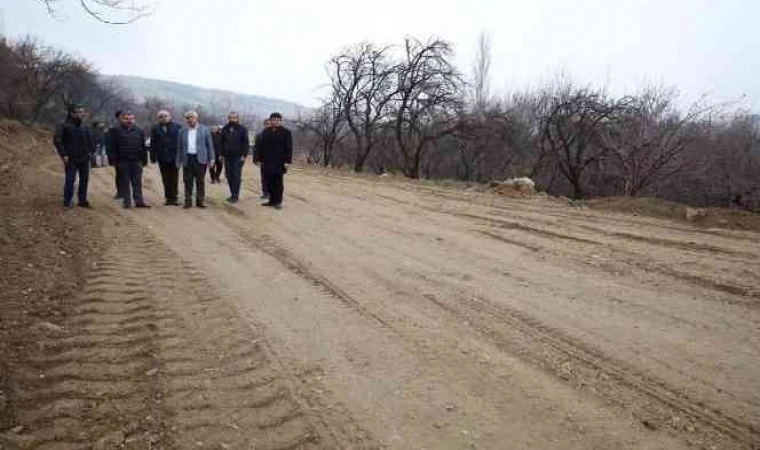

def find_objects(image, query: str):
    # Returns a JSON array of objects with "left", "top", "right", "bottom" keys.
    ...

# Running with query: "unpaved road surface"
[{"left": 2, "top": 137, "right": 759, "bottom": 449}]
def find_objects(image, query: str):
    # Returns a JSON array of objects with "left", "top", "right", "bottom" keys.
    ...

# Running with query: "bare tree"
[
  {"left": 600, "top": 86, "right": 716, "bottom": 196},
  {"left": 540, "top": 82, "right": 627, "bottom": 199},
  {"left": 393, "top": 37, "right": 464, "bottom": 178},
  {"left": 299, "top": 92, "right": 347, "bottom": 167},
  {"left": 36, "top": 0, "right": 154, "bottom": 24},
  {"left": 330, "top": 42, "right": 397, "bottom": 172},
  {"left": 472, "top": 31, "right": 492, "bottom": 114}
]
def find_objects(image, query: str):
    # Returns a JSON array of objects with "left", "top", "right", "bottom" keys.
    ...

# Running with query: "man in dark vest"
[
  {"left": 257, "top": 113, "right": 292, "bottom": 210},
  {"left": 221, "top": 112, "right": 250, "bottom": 203},
  {"left": 54, "top": 104, "right": 95, "bottom": 208},
  {"left": 109, "top": 111, "right": 151, "bottom": 209},
  {"left": 253, "top": 118, "right": 271, "bottom": 199},
  {"left": 150, "top": 110, "right": 182, "bottom": 205}
]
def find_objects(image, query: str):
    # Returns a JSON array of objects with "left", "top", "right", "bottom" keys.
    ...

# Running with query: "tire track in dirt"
[
  {"left": 389, "top": 183, "right": 760, "bottom": 243},
  {"left": 3, "top": 207, "right": 377, "bottom": 450},
  {"left": 376, "top": 269, "right": 760, "bottom": 450},
  {"left": 3, "top": 235, "right": 169, "bottom": 450},
  {"left": 216, "top": 199, "right": 757, "bottom": 450},
  {"left": 217, "top": 203, "right": 391, "bottom": 329},
  {"left": 373, "top": 192, "right": 760, "bottom": 302}
]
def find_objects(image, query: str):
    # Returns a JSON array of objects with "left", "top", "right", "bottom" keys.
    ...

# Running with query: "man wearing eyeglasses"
[
  {"left": 150, "top": 110, "right": 182, "bottom": 206},
  {"left": 176, "top": 110, "right": 215, "bottom": 209}
]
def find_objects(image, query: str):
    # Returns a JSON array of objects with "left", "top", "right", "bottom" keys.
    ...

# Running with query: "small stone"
[
  {"left": 11, "top": 425, "right": 24, "bottom": 434},
  {"left": 444, "top": 402, "right": 457, "bottom": 412},
  {"left": 145, "top": 368, "right": 158, "bottom": 377},
  {"left": 642, "top": 419, "right": 658, "bottom": 430}
]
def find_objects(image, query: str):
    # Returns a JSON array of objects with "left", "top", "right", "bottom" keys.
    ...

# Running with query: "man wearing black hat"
[
  {"left": 256, "top": 112, "right": 292, "bottom": 209},
  {"left": 54, "top": 104, "right": 96, "bottom": 208}
]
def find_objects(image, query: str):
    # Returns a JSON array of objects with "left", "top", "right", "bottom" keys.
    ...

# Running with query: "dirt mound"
[{"left": 587, "top": 196, "right": 760, "bottom": 232}]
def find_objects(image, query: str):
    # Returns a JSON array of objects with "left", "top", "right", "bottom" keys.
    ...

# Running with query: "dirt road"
[{"left": 3, "top": 141, "right": 759, "bottom": 449}]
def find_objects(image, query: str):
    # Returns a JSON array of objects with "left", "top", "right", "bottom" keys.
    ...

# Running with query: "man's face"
[
  {"left": 158, "top": 112, "right": 171, "bottom": 124},
  {"left": 72, "top": 108, "right": 86, "bottom": 121},
  {"left": 264, "top": 119, "right": 271, "bottom": 128},
  {"left": 124, "top": 114, "right": 136, "bottom": 127},
  {"left": 228, "top": 114, "right": 239, "bottom": 125},
  {"left": 186, "top": 116, "right": 198, "bottom": 127},
  {"left": 271, "top": 118, "right": 283, "bottom": 128}
]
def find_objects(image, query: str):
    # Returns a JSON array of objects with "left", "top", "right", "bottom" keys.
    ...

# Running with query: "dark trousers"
[
  {"left": 210, "top": 158, "right": 223, "bottom": 182},
  {"left": 114, "top": 164, "right": 126, "bottom": 198},
  {"left": 183, "top": 155, "right": 207, "bottom": 203},
  {"left": 265, "top": 171, "right": 284, "bottom": 205},
  {"left": 118, "top": 161, "right": 144, "bottom": 206},
  {"left": 158, "top": 162, "right": 179, "bottom": 201},
  {"left": 260, "top": 164, "right": 269, "bottom": 197},
  {"left": 63, "top": 159, "right": 89, "bottom": 206},
  {"left": 226, "top": 156, "right": 244, "bottom": 199}
]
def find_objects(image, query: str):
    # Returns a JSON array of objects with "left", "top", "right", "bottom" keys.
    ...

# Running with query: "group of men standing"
[{"left": 54, "top": 105, "right": 293, "bottom": 210}]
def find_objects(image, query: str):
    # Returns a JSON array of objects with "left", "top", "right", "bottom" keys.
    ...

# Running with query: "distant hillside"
[{"left": 103, "top": 75, "right": 307, "bottom": 119}]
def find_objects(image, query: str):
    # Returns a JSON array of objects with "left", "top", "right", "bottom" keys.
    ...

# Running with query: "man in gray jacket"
[{"left": 176, "top": 110, "right": 215, "bottom": 208}]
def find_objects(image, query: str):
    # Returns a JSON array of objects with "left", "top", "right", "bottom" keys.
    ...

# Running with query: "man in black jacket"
[
  {"left": 109, "top": 111, "right": 151, "bottom": 209},
  {"left": 221, "top": 112, "right": 250, "bottom": 203},
  {"left": 107, "top": 110, "right": 126, "bottom": 199},
  {"left": 54, "top": 104, "right": 95, "bottom": 208},
  {"left": 253, "top": 118, "right": 271, "bottom": 199},
  {"left": 150, "top": 110, "right": 182, "bottom": 205},
  {"left": 257, "top": 113, "right": 292, "bottom": 209}
]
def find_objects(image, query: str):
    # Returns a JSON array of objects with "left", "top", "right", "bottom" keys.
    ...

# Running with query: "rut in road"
[{"left": 4, "top": 214, "right": 376, "bottom": 450}]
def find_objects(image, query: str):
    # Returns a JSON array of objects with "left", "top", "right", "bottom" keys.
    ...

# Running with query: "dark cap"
[
  {"left": 114, "top": 110, "right": 122, "bottom": 119},
  {"left": 269, "top": 112, "right": 283, "bottom": 120},
  {"left": 67, "top": 103, "right": 83, "bottom": 114}
]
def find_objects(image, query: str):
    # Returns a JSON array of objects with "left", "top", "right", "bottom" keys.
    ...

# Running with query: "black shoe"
[
  {"left": 196, "top": 201, "right": 206, "bottom": 209},
  {"left": 226, "top": 196, "right": 234, "bottom": 202},
  {"left": 113, "top": 194, "right": 123, "bottom": 200},
  {"left": 183, "top": 202, "right": 192, "bottom": 209},
  {"left": 135, "top": 203, "right": 151, "bottom": 209},
  {"left": 78, "top": 201, "right": 92, "bottom": 208},
  {"left": 123, "top": 203, "right": 132, "bottom": 209},
  {"left": 261, "top": 202, "right": 274, "bottom": 207},
  {"left": 273, "top": 204, "right": 283, "bottom": 210},
  {"left": 260, "top": 194, "right": 270, "bottom": 200},
  {"left": 63, "top": 202, "right": 73, "bottom": 209}
]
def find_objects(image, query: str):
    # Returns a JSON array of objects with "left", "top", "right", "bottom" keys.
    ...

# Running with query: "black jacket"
[
  {"left": 258, "top": 126, "right": 293, "bottom": 175},
  {"left": 212, "top": 131, "right": 223, "bottom": 162},
  {"left": 221, "top": 123, "right": 250, "bottom": 159},
  {"left": 150, "top": 121, "right": 181, "bottom": 165},
  {"left": 253, "top": 131, "right": 263, "bottom": 163},
  {"left": 53, "top": 117, "right": 95, "bottom": 162},
  {"left": 109, "top": 124, "right": 148, "bottom": 164}
]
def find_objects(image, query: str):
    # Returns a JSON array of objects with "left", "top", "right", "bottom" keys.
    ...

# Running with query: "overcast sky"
[{"left": 3, "top": 0, "right": 759, "bottom": 109}]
